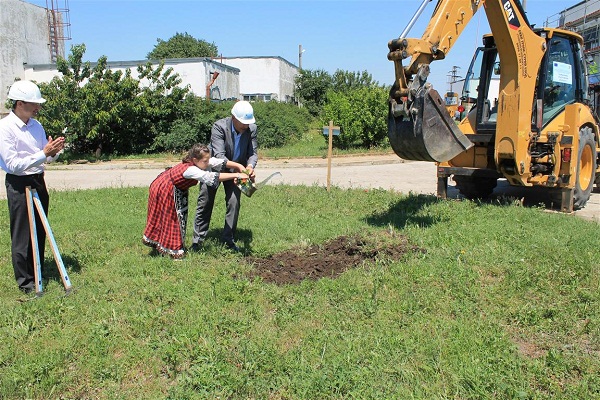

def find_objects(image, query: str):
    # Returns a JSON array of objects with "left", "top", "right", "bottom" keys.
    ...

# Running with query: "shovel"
[{"left": 238, "top": 171, "right": 282, "bottom": 197}]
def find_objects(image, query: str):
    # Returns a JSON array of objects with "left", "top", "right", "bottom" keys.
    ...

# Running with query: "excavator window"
[
  {"left": 462, "top": 46, "right": 500, "bottom": 128},
  {"left": 541, "top": 36, "right": 578, "bottom": 125}
]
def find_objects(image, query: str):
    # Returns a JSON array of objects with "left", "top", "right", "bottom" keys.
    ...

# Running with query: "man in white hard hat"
[
  {"left": 0, "top": 80, "right": 65, "bottom": 294},
  {"left": 192, "top": 100, "right": 258, "bottom": 252}
]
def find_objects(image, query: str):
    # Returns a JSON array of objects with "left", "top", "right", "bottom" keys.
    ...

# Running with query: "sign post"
[{"left": 322, "top": 121, "right": 340, "bottom": 192}]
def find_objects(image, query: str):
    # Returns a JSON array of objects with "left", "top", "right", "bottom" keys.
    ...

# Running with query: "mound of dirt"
[{"left": 246, "top": 232, "right": 424, "bottom": 285}]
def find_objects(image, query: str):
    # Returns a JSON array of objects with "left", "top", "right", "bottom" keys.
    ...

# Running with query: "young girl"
[{"left": 142, "top": 144, "right": 248, "bottom": 259}]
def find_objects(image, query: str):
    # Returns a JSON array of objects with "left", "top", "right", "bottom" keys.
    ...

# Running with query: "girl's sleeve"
[
  {"left": 182, "top": 165, "right": 220, "bottom": 187},
  {"left": 209, "top": 157, "right": 227, "bottom": 171}
]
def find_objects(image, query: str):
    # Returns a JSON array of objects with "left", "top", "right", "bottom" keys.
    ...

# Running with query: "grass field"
[{"left": 0, "top": 183, "right": 599, "bottom": 399}]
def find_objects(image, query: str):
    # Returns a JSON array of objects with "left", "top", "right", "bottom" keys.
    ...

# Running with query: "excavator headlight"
[{"left": 561, "top": 148, "right": 572, "bottom": 163}]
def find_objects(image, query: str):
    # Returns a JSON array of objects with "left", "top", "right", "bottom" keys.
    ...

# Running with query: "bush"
[
  {"left": 152, "top": 96, "right": 230, "bottom": 152},
  {"left": 156, "top": 99, "right": 313, "bottom": 152},
  {"left": 252, "top": 101, "right": 312, "bottom": 148},
  {"left": 322, "top": 86, "right": 388, "bottom": 148}
]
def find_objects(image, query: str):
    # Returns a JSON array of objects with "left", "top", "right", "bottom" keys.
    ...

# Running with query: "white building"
[
  {"left": 23, "top": 58, "right": 242, "bottom": 102},
  {"left": 1, "top": 0, "right": 299, "bottom": 115},
  {"left": 218, "top": 56, "right": 299, "bottom": 103},
  {"left": 19, "top": 56, "right": 299, "bottom": 107}
]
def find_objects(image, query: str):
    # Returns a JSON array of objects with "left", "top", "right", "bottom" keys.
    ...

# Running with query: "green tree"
[
  {"left": 147, "top": 32, "right": 218, "bottom": 59},
  {"left": 332, "top": 69, "right": 379, "bottom": 92},
  {"left": 322, "top": 86, "right": 388, "bottom": 148},
  {"left": 38, "top": 44, "right": 189, "bottom": 156},
  {"left": 294, "top": 69, "right": 332, "bottom": 117}
]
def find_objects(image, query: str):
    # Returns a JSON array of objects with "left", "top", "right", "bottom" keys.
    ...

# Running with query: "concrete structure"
[
  {"left": 0, "top": 0, "right": 60, "bottom": 114},
  {"left": 24, "top": 58, "right": 242, "bottom": 102},
  {"left": 218, "top": 56, "right": 299, "bottom": 103}
]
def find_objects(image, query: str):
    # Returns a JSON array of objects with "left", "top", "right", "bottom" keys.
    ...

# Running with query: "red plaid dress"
[{"left": 143, "top": 162, "right": 219, "bottom": 258}]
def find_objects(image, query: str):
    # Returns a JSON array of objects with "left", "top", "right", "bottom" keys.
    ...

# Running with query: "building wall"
[
  {"left": 220, "top": 56, "right": 299, "bottom": 102},
  {"left": 22, "top": 56, "right": 297, "bottom": 105},
  {"left": 23, "top": 58, "right": 241, "bottom": 101},
  {"left": 1, "top": 0, "right": 54, "bottom": 114}
]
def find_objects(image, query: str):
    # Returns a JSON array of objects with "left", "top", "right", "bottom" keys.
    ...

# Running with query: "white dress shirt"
[
  {"left": 182, "top": 157, "right": 227, "bottom": 187},
  {"left": 0, "top": 111, "right": 57, "bottom": 175}
]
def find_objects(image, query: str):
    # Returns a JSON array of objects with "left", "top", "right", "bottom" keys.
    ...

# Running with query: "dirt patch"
[{"left": 246, "top": 232, "right": 425, "bottom": 285}]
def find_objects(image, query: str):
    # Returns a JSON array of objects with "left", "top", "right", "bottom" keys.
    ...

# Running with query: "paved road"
[{"left": 0, "top": 154, "right": 598, "bottom": 222}]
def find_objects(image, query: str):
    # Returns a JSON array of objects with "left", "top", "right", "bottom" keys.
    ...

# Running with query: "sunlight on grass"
[{"left": 0, "top": 187, "right": 599, "bottom": 398}]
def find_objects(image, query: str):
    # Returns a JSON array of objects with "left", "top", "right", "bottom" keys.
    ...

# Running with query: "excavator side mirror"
[{"left": 493, "top": 62, "right": 501, "bottom": 75}]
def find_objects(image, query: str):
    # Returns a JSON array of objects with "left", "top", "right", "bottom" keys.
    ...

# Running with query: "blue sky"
[{"left": 28, "top": 0, "right": 573, "bottom": 92}]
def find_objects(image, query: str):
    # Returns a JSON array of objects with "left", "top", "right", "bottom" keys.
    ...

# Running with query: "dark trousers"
[
  {"left": 5, "top": 173, "right": 49, "bottom": 291},
  {"left": 193, "top": 179, "right": 241, "bottom": 244}
]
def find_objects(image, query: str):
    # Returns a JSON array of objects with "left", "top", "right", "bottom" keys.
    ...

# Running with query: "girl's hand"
[
  {"left": 235, "top": 163, "right": 246, "bottom": 173},
  {"left": 236, "top": 173, "right": 250, "bottom": 183}
]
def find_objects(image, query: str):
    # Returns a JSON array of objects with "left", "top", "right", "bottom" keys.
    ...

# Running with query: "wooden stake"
[
  {"left": 25, "top": 187, "right": 43, "bottom": 295},
  {"left": 327, "top": 120, "right": 333, "bottom": 192}
]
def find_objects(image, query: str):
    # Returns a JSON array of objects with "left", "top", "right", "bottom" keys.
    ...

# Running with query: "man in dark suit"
[{"left": 192, "top": 101, "right": 258, "bottom": 252}]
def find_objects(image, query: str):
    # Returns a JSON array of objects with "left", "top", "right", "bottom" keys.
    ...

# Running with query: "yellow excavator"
[{"left": 387, "top": 0, "right": 600, "bottom": 212}]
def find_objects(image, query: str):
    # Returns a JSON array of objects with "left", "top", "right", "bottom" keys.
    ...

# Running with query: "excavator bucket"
[{"left": 388, "top": 85, "right": 473, "bottom": 162}]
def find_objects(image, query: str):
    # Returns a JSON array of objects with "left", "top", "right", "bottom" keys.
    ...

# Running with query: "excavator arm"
[
  {"left": 388, "top": 0, "right": 483, "bottom": 98},
  {"left": 387, "top": 0, "right": 545, "bottom": 164}
]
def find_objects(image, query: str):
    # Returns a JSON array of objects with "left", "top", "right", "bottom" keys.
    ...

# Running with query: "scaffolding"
[
  {"left": 545, "top": 0, "right": 600, "bottom": 58},
  {"left": 45, "top": 0, "right": 71, "bottom": 63}
]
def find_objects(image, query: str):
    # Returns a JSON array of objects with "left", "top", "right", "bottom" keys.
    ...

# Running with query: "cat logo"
[{"left": 503, "top": 0, "right": 521, "bottom": 29}]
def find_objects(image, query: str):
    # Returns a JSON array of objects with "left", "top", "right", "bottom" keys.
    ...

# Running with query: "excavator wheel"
[
  {"left": 572, "top": 126, "right": 597, "bottom": 209},
  {"left": 453, "top": 176, "right": 498, "bottom": 199}
]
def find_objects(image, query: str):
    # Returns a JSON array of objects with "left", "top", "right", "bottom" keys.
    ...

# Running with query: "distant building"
[
  {"left": 24, "top": 58, "right": 242, "bottom": 102},
  {"left": 1, "top": 1, "right": 299, "bottom": 115},
  {"left": 0, "top": 0, "right": 67, "bottom": 115},
  {"left": 217, "top": 56, "right": 299, "bottom": 103},
  {"left": 20, "top": 56, "right": 299, "bottom": 107}
]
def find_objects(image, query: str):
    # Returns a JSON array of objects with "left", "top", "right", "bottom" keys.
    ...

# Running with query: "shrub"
[
  {"left": 252, "top": 101, "right": 312, "bottom": 148},
  {"left": 322, "top": 86, "right": 388, "bottom": 148}
]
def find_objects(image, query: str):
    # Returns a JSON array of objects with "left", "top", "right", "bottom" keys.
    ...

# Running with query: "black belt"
[{"left": 6, "top": 172, "right": 44, "bottom": 178}]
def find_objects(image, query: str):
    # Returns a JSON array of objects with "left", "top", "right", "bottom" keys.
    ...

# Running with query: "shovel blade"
[{"left": 388, "top": 87, "right": 473, "bottom": 162}]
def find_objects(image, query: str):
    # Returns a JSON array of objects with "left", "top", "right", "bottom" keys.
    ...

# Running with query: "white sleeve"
[
  {"left": 209, "top": 157, "right": 227, "bottom": 171},
  {"left": 182, "top": 165, "right": 220, "bottom": 187}
]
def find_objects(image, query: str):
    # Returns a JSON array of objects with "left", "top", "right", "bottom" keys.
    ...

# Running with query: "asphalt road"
[{"left": 0, "top": 154, "right": 598, "bottom": 223}]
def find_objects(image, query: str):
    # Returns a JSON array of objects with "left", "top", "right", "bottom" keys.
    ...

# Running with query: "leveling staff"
[{"left": 0, "top": 80, "right": 65, "bottom": 294}]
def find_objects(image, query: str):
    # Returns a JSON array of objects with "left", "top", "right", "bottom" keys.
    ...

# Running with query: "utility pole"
[
  {"left": 299, "top": 44, "right": 305, "bottom": 70},
  {"left": 447, "top": 66, "right": 462, "bottom": 92}
]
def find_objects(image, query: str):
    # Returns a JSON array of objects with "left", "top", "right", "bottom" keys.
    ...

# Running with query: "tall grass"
[{"left": 0, "top": 185, "right": 598, "bottom": 399}]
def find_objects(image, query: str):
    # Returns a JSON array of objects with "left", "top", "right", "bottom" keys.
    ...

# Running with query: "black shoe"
[
  {"left": 190, "top": 242, "right": 203, "bottom": 252},
  {"left": 224, "top": 241, "right": 240, "bottom": 252},
  {"left": 19, "top": 285, "right": 34, "bottom": 294}
]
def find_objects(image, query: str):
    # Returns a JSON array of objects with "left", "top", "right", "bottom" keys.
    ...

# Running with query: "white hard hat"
[
  {"left": 231, "top": 101, "right": 255, "bottom": 124},
  {"left": 8, "top": 80, "right": 46, "bottom": 104}
]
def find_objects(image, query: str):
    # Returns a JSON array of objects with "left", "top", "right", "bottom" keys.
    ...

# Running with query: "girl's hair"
[{"left": 183, "top": 143, "right": 210, "bottom": 163}]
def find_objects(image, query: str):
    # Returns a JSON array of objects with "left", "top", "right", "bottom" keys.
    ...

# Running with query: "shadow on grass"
[
  {"left": 366, "top": 192, "right": 441, "bottom": 229},
  {"left": 194, "top": 228, "right": 254, "bottom": 255},
  {"left": 41, "top": 253, "right": 82, "bottom": 287}
]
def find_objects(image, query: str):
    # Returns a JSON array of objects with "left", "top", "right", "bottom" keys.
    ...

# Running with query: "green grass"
[
  {"left": 259, "top": 126, "right": 394, "bottom": 159},
  {"left": 0, "top": 185, "right": 599, "bottom": 399}
]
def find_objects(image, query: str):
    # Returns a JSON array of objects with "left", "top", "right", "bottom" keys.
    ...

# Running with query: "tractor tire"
[
  {"left": 573, "top": 126, "right": 597, "bottom": 209},
  {"left": 453, "top": 176, "right": 498, "bottom": 199}
]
